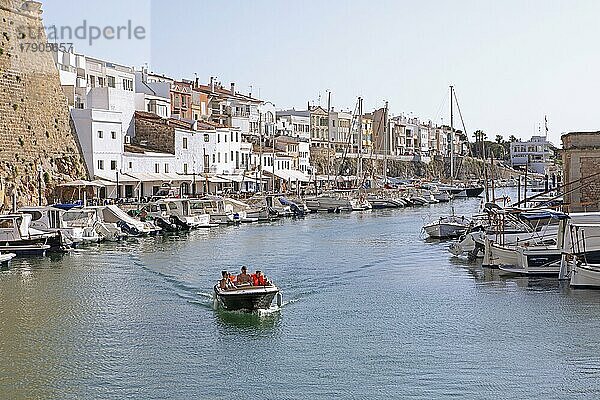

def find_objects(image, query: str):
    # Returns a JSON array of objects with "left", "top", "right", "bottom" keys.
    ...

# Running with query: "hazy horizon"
[{"left": 42, "top": 0, "right": 600, "bottom": 147}]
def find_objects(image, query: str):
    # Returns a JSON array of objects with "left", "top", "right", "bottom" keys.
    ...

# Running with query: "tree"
[
  {"left": 495, "top": 134, "right": 504, "bottom": 144},
  {"left": 471, "top": 130, "right": 487, "bottom": 159},
  {"left": 509, "top": 135, "right": 518, "bottom": 142}
]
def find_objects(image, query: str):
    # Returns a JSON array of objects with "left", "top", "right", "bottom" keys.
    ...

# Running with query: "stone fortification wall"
[{"left": 0, "top": 0, "right": 86, "bottom": 207}]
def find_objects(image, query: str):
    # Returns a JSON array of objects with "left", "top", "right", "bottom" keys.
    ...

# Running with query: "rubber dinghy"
[{"left": 214, "top": 284, "right": 281, "bottom": 311}]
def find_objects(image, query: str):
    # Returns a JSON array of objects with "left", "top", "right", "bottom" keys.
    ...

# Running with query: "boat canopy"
[{"left": 520, "top": 210, "right": 569, "bottom": 221}]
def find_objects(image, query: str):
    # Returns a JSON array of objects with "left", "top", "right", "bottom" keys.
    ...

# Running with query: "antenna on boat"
[{"left": 450, "top": 85, "right": 454, "bottom": 184}]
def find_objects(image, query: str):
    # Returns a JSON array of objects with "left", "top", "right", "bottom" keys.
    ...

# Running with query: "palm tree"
[
  {"left": 495, "top": 134, "right": 504, "bottom": 144},
  {"left": 472, "top": 130, "right": 487, "bottom": 158}
]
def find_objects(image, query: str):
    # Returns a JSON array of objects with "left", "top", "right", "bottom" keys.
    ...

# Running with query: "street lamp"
[{"left": 37, "top": 165, "right": 43, "bottom": 206}]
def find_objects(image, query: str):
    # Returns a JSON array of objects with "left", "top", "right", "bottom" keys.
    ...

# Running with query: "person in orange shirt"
[
  {"left": 252, "top": 270, "right": 267, "bottom": 286},
  {"left": 228, "top": 272, "right": 237, "bottom": 287}
]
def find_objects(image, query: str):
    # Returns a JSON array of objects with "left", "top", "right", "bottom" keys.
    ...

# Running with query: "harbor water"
[{"left": 2, "top": 195, "right": 600, "bottom": 399}]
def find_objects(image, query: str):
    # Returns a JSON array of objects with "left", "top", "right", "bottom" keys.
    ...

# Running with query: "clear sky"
[{"left": 42, "top": 0, "right": 600, "bottom": 146}]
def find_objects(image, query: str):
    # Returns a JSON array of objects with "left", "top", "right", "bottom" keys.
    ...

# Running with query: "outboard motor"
[
  {"left": 154, "top": 216, "right": 177, "bottom": 232},
  {"left": 279, "top": 197, "right": 305, "bottom": 217},
  {"left": 48, "top": 231, "right": 69, "bottom": 252},
  {"left": 169, "top": 215, "right": 191, "bottom": 231},
  {"left": 117, "top": 220, "right": 141, "bottom": 236}
]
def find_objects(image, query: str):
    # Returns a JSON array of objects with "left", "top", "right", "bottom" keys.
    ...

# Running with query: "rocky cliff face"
[
  {"left": 311, "top": 153, "right": 518, "bottom": 182},
  {"left": 0, "top": 0, "right": 86, "bottom": 209}
]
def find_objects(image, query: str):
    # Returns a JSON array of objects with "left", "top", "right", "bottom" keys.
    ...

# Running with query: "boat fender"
[{"left": 276, "top": 292, "right": 282, "bottom": 308}]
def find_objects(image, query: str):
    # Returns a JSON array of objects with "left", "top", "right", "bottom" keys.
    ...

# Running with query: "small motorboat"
[
  {"left": 0, "top": 252, "right": 16, "bottom": 264},
  {"left": 423, "top": 215, "right": 471, "bottom": 239},
  {"left": 214, "top": 283, "right": 281, "bottom": 311}
]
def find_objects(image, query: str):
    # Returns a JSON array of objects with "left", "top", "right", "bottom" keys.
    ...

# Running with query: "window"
[
  {"left": 107, "top": 76, "right": 115, "bottom": 88},
  {"left": 231, "top": 132, "right": 234, "bottom": 142},
  {"left": 217, "top": 134, "right": 220, "bottom": 143},
  {"left": 218, "top": 153, "right": 221, "bottom": 163},
  {"left": 97, "top": 160, "right": 104, "bottom": 170},
  {"left": 123, "top": 78, "right": 133, "bottom": 91},
  {"left": 204, "top": 134, "right": 210, "bottom": 142},
  {"left": 164, "top": 164, "right": 169, "bottom": 173},
  {"left": 225, "top": 153, "right": 228, "bottom": 163},
  {"left": 98, "top": 130, "right": 103, "bottom": 138},
  {"left": 224, "top": 134, "right": 227, "bottom": 143},
  {"left": 111, "top": 131, "right": 117, "bottom": 139},
  {"left": 154, "top": 163, "right": 159, "bottom": 173},
  {"left": 110, "top": 160, "right": 117, "bottom": 170},
  {"left": 89, "top": 75, "right": 96, "bottom": 88},
  {"left": 212, "top": 154, "right": 216, "bottom": 163},
  {"left": 236, "top": 132, "right": 239, "bottom": 142},
  {"left": 128, "top": 162, "right": 132, "bottom": 169},
  {"left": 183, "top": 163, "right": 188, "bottom": 174},
  {"left": 98, "top": 77, "right": 105, "bottom": 87},
  {"left": 231, "top": 151, "right": 234, "bottom": 161},
  {"left": 183, "top": 137, "right": 188, "bottom": 149}
]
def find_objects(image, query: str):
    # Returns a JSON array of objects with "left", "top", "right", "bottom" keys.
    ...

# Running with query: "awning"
[
  {"left": 91, "top": 179, "right": 114, "bottom": 187},
  {"left": 218, "top": 174, "right": 245, "bottom": 183},
  {"left": 287, "top": 170, "right": 310, "bottom": 182},
  {"left": 124, "top": 172, "right": 186, "bottom": 182},
  {"left": 273, "top": 170, "right": 309, "bottom": 182},
  {"left": 58, "top": 179, "right": 105, "bottom": 187},
  {"left": 316, "top": 174, "right": 355, "bottom": 182}
]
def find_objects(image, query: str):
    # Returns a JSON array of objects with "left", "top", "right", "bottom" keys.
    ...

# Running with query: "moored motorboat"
[
  {"left": 0, "top": 214, "right": 63, "bottom": 254},
  {"left": 423, "top": 215, "right": 471, "bottom": 239},
  {"left": 0, "top": 252, "right": 16, "bottom": 264},
  {"left": 570, "top": 260, "right": 600, "bottom": 288}
]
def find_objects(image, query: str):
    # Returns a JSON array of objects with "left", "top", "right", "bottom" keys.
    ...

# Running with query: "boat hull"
[
  {"left": 485, "top": 242, "right": 519, "bottom": 268},
  {"left": 571, "top": 263, "right": 600, "bottom": 288},
  {"left": 214, "top": 285, "right": 279, "bottom": 311},
  {"left": 424, "top": 223, "right": 467, "bottom": 239}
]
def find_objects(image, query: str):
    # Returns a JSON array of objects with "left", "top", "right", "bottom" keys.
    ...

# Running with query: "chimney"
[
  {"left": 307, "top": 101, "right": 310, "bottom": 110},
  {"left": 230, "top": 82, "right": 235, "bottom": 95},
  {"left": 210, "top": 77, "right": 215, "bottom": 92},
  {"left": 194, "top": 74, "right": 199, "bottom": 89}
]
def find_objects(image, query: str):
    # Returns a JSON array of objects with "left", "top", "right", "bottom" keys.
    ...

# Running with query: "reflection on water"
[{"left": 214, "top": 308, "right": 282, "bottom": 333}]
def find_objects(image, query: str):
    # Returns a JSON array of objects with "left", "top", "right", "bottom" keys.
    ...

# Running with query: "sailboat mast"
[
  {"left": 358, "top": 97, "right": 363, "bottom": 181},
  {"left": 383, "top": 101, "right": 388, "bottom": 184},
  {"left": 450, "top": 85, "right": 454, "bottom": 184}
]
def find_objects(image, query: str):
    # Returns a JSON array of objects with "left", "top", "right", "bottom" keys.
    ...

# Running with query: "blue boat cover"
[
  {"left": 520, "top": 210, "right": 568, "bottom": 221},
  {"left": 52, "top": 200, "right": 83, "bottom": 210}
]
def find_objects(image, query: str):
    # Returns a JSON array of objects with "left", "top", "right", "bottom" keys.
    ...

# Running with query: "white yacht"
[
  {"left": 93, "top": 205, "right": 161, "bottom": 236},
  {"left": 143, "top": 199, "right": 212, "bottom": 231},
  {"left": 19, "top": 206, "right": 105, "bottom": 245},
  {"left": 0, "top": 214, "right": 63, "bottom": 254},
  {"left": 191, "top": 197, "right": 238, "bottom": 225}
]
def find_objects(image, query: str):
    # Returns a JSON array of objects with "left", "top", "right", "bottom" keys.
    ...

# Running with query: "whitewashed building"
[
  {"left": 70, "top": 108, "right": 123, "bottom": 181},
  {"left": 134, "top": 68, "right": 171, "bottom": 119},
  {"left": 510, "top": 136, "right": 554, "bottom": 174}
]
